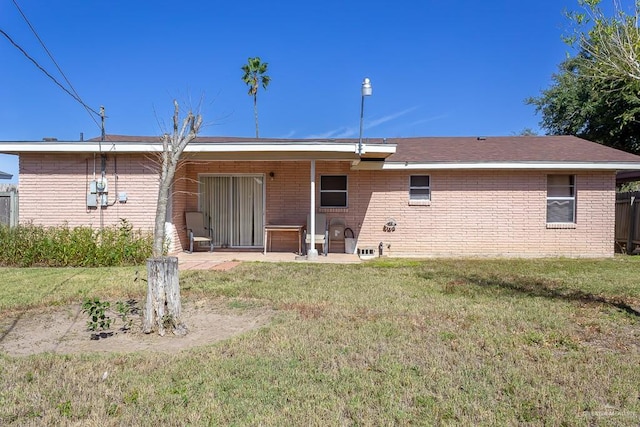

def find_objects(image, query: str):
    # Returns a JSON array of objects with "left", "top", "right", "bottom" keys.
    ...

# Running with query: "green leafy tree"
[
  {"left": 241, "top": 57, "right": 271, "bottom": 138},
  {"left": 528, "top": 1, "right": 640, "bottom": 153},
  {"left": 564, "top": 0, "right": 640, "bottom": 84},
  {"left": 515, "top": 128, "right": 539, "bottom": 136},
  {"left": 528, "top": 56, "right": 640, "bottom": 153}
]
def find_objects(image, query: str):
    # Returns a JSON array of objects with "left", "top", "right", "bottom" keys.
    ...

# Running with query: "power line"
[
  {"left": 11, "top": 0, "right": 101, "bottom": 129},
  {"left": 0, "top": 28, "right": 101, "bottom": 117}
]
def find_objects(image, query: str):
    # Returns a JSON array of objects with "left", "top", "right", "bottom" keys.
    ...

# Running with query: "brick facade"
[
  {"left": 19, "top": 155, "right": 616, "bottom": 258},
  {"left": 19, "top": 153, "right": 159, "bottom": 229}
]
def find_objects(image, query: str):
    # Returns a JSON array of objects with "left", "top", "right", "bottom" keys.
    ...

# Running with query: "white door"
[{"left": 200, "top": 175, "right": 264, "bottom": 248}]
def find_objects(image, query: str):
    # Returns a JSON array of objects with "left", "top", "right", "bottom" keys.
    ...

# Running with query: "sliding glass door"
[{"left": 200, "top": 175, "right": 264, "bottom": 248}]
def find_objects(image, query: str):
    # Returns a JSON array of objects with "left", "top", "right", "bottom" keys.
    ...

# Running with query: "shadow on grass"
[
  {"left": 0, "top": 269, "right": 87, "bottom": 345},
  {"left": 0, "top": 314, "right": 23, "bottom": 345},
  {"left": 461, "top": 274, "right": 640, "bottom": 318}
]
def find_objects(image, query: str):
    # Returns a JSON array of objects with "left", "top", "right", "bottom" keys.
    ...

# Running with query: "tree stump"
[{"left": 143, "top": 256, "right": 187, "bottom": 336}]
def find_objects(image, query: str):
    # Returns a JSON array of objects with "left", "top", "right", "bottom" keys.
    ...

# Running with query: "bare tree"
[{"left": 143, "top": 100, "right": 202, "bottom": 336}]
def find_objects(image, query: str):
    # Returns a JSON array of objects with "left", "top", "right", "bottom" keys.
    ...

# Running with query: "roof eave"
[
  {"left": 0, "top": 141, "right": 397, "bottom": 159},
  {"left": 357, "top": 161, "right": 640, "bottom": 171}
]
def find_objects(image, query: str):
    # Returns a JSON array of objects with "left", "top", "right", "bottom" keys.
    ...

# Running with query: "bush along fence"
[
  {"left": 0, "top": 219, "right": 153, "bottom": 267},
  {"left": 615, "top": 191, "right": 640, "bottom": 254}
]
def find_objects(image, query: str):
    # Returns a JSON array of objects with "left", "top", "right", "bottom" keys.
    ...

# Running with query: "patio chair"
[
  {"left": 185, "top": 212, "right": 213, "bottom": 253},
  {"left": 305, "top": 213, "right": 328, "bottom": 256}
]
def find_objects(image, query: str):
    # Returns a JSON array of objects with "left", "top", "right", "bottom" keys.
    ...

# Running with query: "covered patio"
[{"left": 170, "top": 137, "right": 396, "bottom": 258}]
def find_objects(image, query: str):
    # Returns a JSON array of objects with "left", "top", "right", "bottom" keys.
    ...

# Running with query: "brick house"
[{"left": 2, "top": 134, "right": 640, "bottom": 258}]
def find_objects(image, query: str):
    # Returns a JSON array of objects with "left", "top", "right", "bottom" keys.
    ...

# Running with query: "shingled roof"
[
  {"left": 90, "top": 134, "right": 386, "bottom": 145},
  {"left": 90, "top": 134, "right": 640, "bottom": 164},
  {"left": 385, "top": 136, "right": 640, "bottom": 164},
  {"left": 4, "top": 134, "right": 639, "bottom": 168}
]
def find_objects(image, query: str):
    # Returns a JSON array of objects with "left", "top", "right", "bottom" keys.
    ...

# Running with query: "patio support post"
[
  {"left": 308, "top": 160, "right": 318, "bottom": 259},
  {"left": 627, "top": 195, "right": 637, "bottom": 255}
]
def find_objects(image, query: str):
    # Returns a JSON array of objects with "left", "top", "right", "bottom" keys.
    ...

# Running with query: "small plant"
[
  {"left": 82, "top": 298, "right": 112, "bottom": 333},
  {"left": 106, "top": 403, "right": 120, "bottom": 417},
  {"left": 81, "top": 298, "right": 139, "bottom": 338},
  {"left": 57, "top": 400, "right": 73, "bottom": 418},
  {"left": 161, "top": 313, "right": 176, "bottom": 330},
  {"left": 115, "top": 300, "right": 133, "bottom": 331},
  {"left": 123, "top": 389, "right": 140, "bottom": 405}
]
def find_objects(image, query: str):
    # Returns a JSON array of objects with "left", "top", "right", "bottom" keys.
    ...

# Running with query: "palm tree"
[{"left": 241, "top": 57, "right": 270, "bottom": 138}]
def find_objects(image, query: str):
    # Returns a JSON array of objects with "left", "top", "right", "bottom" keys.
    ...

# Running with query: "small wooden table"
[{"left": 264, "top": 224, "right": 304, "bottom": 255}]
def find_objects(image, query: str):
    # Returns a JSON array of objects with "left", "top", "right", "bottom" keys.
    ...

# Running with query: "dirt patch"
[{"left": 0, "top": 300, "right": 273, "bottom": 357}]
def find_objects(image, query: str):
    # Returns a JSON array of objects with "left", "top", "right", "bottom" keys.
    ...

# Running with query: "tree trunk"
[
  {"left": 143, "top": 256, "right": 187, "bottom": 336},
  {"left": 144, "top": 101, "right": 201, "bottom": 337},
  {"left": 152, "top": 150, "right": 174, "bottom": 257},
  {"left": 254, "top": 93, "right": 259, "bottom": 138}
]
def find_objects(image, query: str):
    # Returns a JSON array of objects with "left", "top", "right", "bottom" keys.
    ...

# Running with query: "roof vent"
[
  {"left": 476, "top": 136, "right": 486, "bottom": 141},
  {"left": 42, "top": 137, "right": 58, "bottom": 142}
]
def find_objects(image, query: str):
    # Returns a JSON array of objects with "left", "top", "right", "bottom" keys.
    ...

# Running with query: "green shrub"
[{"left": 0, "top": 219, "right": 152, "bottom": 267}]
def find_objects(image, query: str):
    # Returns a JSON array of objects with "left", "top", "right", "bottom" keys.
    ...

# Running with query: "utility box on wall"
[
  {"left": 87, "top": 194, "right": 98, "bottom": 208},
  {"left": 89, "top": 178, "right": 108, "bottom": 194},
  {"left": 87, "top": 178, "right": 108, "bottom": 209},
  {"left": 96, "top": 179, "right": 107, "bottom": 193}
]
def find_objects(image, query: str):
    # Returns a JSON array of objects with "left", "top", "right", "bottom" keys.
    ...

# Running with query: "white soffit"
[{"left": 0, "top": 141, "right": 397, "bottom": 156}]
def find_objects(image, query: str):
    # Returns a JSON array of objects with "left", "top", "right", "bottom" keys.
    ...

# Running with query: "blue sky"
[{"left": 0, "top": 0, "right": 583, "bottom": 182}]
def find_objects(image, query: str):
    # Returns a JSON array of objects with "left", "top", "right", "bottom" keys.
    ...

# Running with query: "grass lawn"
[{"left": 1, "top": 257, "right": 639, "bottom": 425}]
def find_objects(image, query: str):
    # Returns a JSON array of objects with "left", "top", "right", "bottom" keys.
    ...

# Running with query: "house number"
[{"left": 383, "top": 219, "right": 397, "bottom": 232}]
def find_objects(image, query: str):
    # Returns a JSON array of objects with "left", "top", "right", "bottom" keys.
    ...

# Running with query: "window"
[
  {"left": 547, "top": 175, "right": 575, "bottom": 223},
  {"left": 320, "top": 175, "right": 348, "bottom": 208},
  {"left": 409, "top": 175, "right": 430, "bottom": 202}
]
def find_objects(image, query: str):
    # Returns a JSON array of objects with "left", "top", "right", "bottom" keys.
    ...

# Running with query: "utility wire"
[
  {"left": 1, "top": 28, "right": 101, "bottom": 118},
  {"left": 11, "top": 0, "right": 101, "bottom": 130},
  {"left": 0, "top": 29, "right": 100, "bottom": 116}
]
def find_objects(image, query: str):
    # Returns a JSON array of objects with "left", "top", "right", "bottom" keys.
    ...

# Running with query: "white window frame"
[
  {"left": 546, "top": 175, "right": 576, "bottom": 224},
  {"left": 320, "top": 175, "right": 348, "bottom": 208}
]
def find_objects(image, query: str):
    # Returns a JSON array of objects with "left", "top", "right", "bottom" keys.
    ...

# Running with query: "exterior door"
[{"left": 200, "top": 175, "right": 264, "bottom": 248}]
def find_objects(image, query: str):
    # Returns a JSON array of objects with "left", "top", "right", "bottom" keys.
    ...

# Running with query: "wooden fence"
[
  {"left": 0, "top": 187, "right": 18, "bottom": 227},
  {"left": 615, "top": 191, "right": 640, "bottom": 254}
]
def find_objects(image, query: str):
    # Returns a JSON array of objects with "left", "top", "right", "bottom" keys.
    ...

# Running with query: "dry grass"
[
  {"left": 1, "top": 257, "right": 639, "bottom": 425},
  {"left": 0, "top": 267, "right": 143, "bottom": 313}
]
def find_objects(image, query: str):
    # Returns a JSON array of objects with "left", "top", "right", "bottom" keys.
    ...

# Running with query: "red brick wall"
[
  {"left": 19, "top": 153, "right": 159, "bottom": 229},
  {"left": 185, "top": 161, "right": 615, "bottom": 257},
  {"left": 19, "top": 154, "right": 616, "bottom": 257},
  {"left": 351, "top": 169, "right": 615, "bottom": 258}
]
